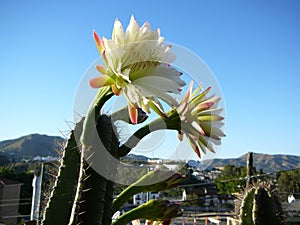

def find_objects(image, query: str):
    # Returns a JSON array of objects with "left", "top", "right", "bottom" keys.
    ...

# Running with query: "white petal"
[
  {"left": 177, "top": 101, "right": 188, "bottom": 115},
  {"left": 124, "top": 84, "right": 142, "bottom": 104},
  {"left": 139, "top": 85, "right": 178, "bottom": 107},
  {"left": 140, "top": 21, "right": 151, "bottom": 33},
  {"left": 191, "top": 121, "right": 205, "bottom": 136},
  {"left": 139, "top": 64, "right": 185, "bottom": 85},
  {"left": 180, "top": 81, "right": 193, "bottom": 105},
  {"left": 125, "top": 16, "right": 140, "bottom": 42},
  {"left": 134, "top": 76, "right": 182, "bottom": 94},
  {"left": 112, "top": 19, "right": 124, "bottom": 44},
  {"left": 133, "top": 79, "right": 179, "bottom": 106},
  {"left": 117, "top": 68, "right": 131, "bottom": 82}
]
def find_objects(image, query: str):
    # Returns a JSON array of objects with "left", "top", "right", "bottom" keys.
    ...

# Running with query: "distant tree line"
[
  {"left": 216, "top": 164, "right": 300, "bottom": 195},
  {"left": 277, "top": 168, "right": 300, "bottom": 193},
  {"left": 216, "top": 165, "right": 261, "bottom": 194}
]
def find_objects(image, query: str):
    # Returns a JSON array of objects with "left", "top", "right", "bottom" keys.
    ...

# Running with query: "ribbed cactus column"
[
  {"left": 240, "top": 186, "right": 283, "bottom": 225},
  {"left": 240, "top": 188, "right": 255, "bottom": 225},
  {"left": 99, "top": 116, "right": 119, "bottom": 225},
  {"left": 69, "top": 115, "right": 119, "bottom": 225},
  {"left": 41, "top": 119, "right": 83, "bottom": 225}
]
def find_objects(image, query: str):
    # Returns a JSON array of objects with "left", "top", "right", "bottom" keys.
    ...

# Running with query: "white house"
[
  {"left": 133, "top": 191, "right": 160, "bottom": 205},
  {"left": 288, "top": 194, "right": 296, "bottom": 203}
]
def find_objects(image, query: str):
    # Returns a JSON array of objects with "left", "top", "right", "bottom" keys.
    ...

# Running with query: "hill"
[
  {"left": 208, "top": 152, "right": 300, "bottom": 173},
  {"left": 1, "top": 134, "right": 300, "bottom": 173},
  {"left": 123, "top": 154, "right": 149, "bottom": 161},
  {"left": 0, "top": 134, "right": 64, "bottom": 160}
]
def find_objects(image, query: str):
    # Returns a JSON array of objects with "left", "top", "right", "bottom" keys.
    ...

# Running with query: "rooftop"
[{"left": 0, "top": 178, "right": 23, "bottom": 187}]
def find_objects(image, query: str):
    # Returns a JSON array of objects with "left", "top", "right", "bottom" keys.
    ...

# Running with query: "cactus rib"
[
  {"left": 69, "top": 115, "right": 120, "bottom": 225},
  {"left": 240, "top": 186, "right": 283, "bottom": 225},
  {"left": 41, "top": 120, "right": 83, "bottom": 225}
]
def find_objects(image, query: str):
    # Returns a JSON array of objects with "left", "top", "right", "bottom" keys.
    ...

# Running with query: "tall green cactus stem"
[
  {"left": 68, "top": 140, "right": 85, "bottom": 225},
  {"left": 240, "top": 186, "right": 283, "bottom": 225},
  {"left": 41, "top": 119, "right": 83, "bottom": 225},
  {"left": 71, "top": 86, "right": 114, "bottom": 225},
  {"left": 80, "top": 86, "right": 113, "bottom": 149},
  {"left": 70, "top": 115, "right": 119, "bottom": 225},
  {"left": 240, "top": 188, "right": 255, "bottom": 225},
  {"left": 102, "top": 180, "right": 116, "bottom": 225},
  {"left": 252, "top": 187, "right": 282, "bottom": 225},
  {"left": 98, "top": 115, "right": 120, "bottom": 225},
  {"left": 74, "top": 161, "right": 108, "bottom": 225}
]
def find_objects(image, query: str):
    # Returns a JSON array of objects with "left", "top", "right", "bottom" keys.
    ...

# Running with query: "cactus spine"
[
  {"left": 42, "top": 87, "right": 183, "bottom": 225},
  {"left": 240, "top": 188, "right": 255, "bottom": 225},
  {"left": 240, "top": 186, "right": 283, "bottom": 225},
  {"left": 69, "top": 114, "right": 119, "bottom": 225},
  {"left": 41, "top": 119, "right": 83, "bottom": 225}
]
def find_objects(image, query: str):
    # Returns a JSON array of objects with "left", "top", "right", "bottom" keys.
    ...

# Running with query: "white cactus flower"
[
  {"left": 176, "top": 81, "right": 225, "bottom": 157},
  {"left": 90, "top": 16, "right": 185, "bottom": 124}
]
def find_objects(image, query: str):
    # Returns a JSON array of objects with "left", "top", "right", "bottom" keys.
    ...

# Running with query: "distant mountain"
[
  {"left": 1, "top": 134, "right": 300, "bottom": 173},
  {"left": 0, "top": 134, "right": 151, "bottom": 162},
  {"left": 123, "top": 154, "right": 149, "bottom": 161},
  {"left": 0, "top": 134, "right": 64, "bottom": 159},
  {"left": 207, "top": 152, "right": 300, "bottom": 173}
]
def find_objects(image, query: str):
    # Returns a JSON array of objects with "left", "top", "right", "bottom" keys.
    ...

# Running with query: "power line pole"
[{"left": 246, "top": 152, "right": 253, "bottom": 190}]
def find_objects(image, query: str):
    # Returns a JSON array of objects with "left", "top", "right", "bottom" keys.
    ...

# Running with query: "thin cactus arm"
[
  {"left": 112, "top": 182, "right": 144, "bottom": 212},
  {"left": 119, "top": 109, "right": 180, "bottom": 157},
  {"left": 112, "top": 200, "right": 181, "bottom": 225},
  {"left": 113, "top": 170, "right": 184, "bottom": 212},
  {"left": 111, "top": 106, "right": 148, "bottom": 124},
  {"left": 81, "top": 86, "right": 113, "bottom": 148}
]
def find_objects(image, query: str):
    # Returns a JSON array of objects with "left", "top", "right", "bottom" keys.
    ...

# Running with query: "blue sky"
[{"left": 0, "top": 0, "right": 300, "bottom": 159}]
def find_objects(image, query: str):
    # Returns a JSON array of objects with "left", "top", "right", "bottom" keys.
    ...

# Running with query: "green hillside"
[
  {"left": 209, "top": 152, "right": 300, "bottom": 173},
  {"left": 1, "top": 134, "right": 300, "bottom": 173},
  {"left": 0, "top": 134, "right": 64, "bottom": 159}
]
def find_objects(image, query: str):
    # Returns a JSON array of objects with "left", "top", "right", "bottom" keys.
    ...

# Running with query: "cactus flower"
[
  {"left": 176, "top": 81, "right": 225, "bottom": 157},
  {"left": 132, "top": 170, "right": 184, "bottom": 189},
  {"left": 90, "top": 16, "right": 185, "bottom": 124},
  {"left": 113, "top": 170, "right": 184, "bottom": 211},
  {"left": 145, "top": 219, "right": 172, "bottom": 225}
]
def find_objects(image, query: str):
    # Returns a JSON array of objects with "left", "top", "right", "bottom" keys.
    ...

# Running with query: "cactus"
[
  {"left": 41, "top": 111, "right": 186, "bottom": 225},
  {"left": 69, "top": 114, "right": 119, "bottom": 225},
  {"left": 41, "top": 16, "right": 225, "bottom": 225},
  {"left": 41, "top": 119, "right": 83, "bottom": 225},
  {"left": 240, "top": 188, "right": 255, "bottom": 225},
  {"left": 112, "top": 200, "right": 182, "bottom": 225},
  {"left": 240, "top": 186, "right": 283, "bottom": 225},
  {"left": 113, "top": 170, "right": 184, "bottom": 212}
]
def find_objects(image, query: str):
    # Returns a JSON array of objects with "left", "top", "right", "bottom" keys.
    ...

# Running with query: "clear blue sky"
[{"left": 1, "top": 0, "right": 299, "bottom": 159}]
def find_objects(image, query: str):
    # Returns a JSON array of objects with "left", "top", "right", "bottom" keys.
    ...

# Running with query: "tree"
[
  {"left": 277, "top": 168, "right": 300, "bottom": 193},
  {"left": 216, "top": 165, "right": 258, "bottom": 194}
]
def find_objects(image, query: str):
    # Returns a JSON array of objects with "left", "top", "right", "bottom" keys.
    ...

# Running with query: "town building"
[
  {"left": 0, "top": 178, "right": 23, "bottom": 225},
  {"left": 133, "top": 191, "right": 160, "bottom": 205}
]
